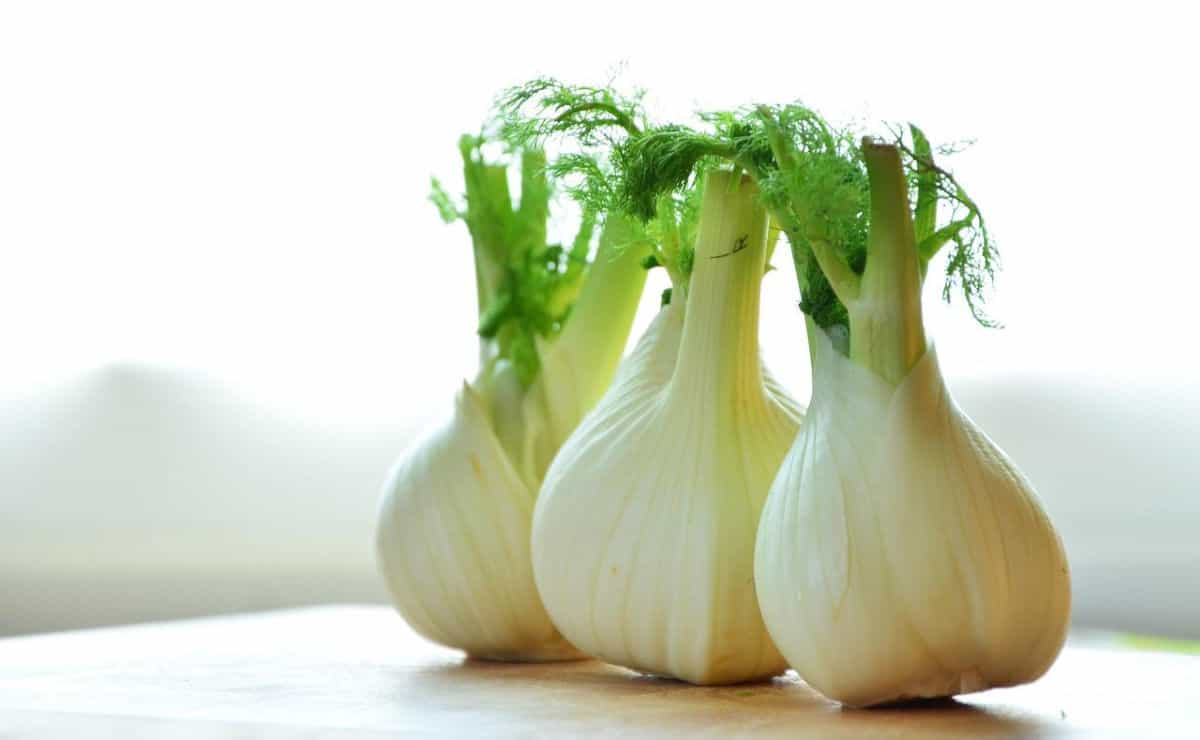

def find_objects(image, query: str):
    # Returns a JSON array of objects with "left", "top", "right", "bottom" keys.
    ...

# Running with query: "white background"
[{"left": 1, "top": 1, "right": 1198, "bottom": 637}]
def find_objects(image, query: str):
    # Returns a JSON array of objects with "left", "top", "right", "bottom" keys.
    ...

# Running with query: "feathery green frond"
[
  {"left": 544, "top": 153, "right": 616, "bottom": 215},
  {"left": 496, "top": 76, "right": 645, "bottom": 148},
  {"left": 429, "top": 177, "right": 461, "bottom": 224},
  {"left": 931, "top": 182, "right": 999, "bottom": 327},
  {"left": 896, "top": 127, "right": 999, "bottom": 327},
  {"left": 740, "top": 105, "right": 869, "bottom": 331},
  {"left": 492, "top": 78, "right": 1000, "bottom": 334},
  {"left": 612, "top": 124, "right": 732, "bottom": 221},
  {"left": 589, "top": 98, "right": 998, "bottom": 334}
]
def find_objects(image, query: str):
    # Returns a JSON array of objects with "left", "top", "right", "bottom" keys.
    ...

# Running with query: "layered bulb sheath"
[
  {"left": 756, "top": 330, "right": 1070, "bottom": 705},
  {"left": 375, "top": 218, "right": 647, "bottom": 662},
  {"left": 376, "top": 382, "right": 579, "bottom": 661},
  {"left": 531, "top": 172, "right": 803, "bottom": 685}
]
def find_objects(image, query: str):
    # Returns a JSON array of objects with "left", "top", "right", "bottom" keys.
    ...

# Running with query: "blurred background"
[{"left": 1, "top": 1, "right": 1197, "bottom": 639}]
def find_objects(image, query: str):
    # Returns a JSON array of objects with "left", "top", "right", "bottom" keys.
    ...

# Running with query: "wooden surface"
[{"left": 0, "top": 606, "right": 1197, "bottom": 738}]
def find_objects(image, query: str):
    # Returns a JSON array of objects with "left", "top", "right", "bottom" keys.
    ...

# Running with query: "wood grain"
[{"left": 0, "top": 606, "right": 1196, "bottom": 738}]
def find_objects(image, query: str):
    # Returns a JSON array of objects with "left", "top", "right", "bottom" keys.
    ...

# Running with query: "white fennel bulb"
[
  {"left": 376, "top": 139, "right": 648, "bottom": 661},
  {"left": 756, "top": 326, "right": 1070, "bottom": 706},
  {"left": 377, "top": 381, "right": 571, "bottom": 660},
  {"left": 531, "top": 171, "right": 804, "bottom": 685},
  {"left": 752, "top": 134, "right": 1070, "bottom": 706}
]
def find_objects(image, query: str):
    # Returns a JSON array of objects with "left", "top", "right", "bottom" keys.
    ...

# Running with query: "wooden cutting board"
[{"left": 0, "top": 605, "right": 1196, "bottom": 738}]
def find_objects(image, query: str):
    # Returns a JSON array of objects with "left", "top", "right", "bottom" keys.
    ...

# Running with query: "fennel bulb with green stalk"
[
  {"left": 375, "top": 138, "right": 648, "bottom": 662},
  {"left": 753, "top": 137, "right": 1070, "bottom": 706},
  {"left": 531, "top": 170, "right": 803, "bottom": 685}
]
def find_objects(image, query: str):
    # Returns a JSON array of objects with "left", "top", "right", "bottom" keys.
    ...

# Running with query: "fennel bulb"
[
  {"left": 755, "top": 324, "right": 1070, "bottom": 706},
  {"left": 531, "top": 171, "right": 803, "bottom": 685},
  {"left": 375, "top": 138, "right": 648, "bottom": 661},
  {"left": 753, "top": 138, "right": 1070, "bottom": 706}
]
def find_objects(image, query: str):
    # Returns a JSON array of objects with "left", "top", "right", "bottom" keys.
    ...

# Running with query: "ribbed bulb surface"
[{"left": 755, "top": 326, "right": 1071, "bottom": 706}]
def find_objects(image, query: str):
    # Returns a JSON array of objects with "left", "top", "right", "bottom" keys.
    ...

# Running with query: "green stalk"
[
  {"left": 550, "top": 214, "right": 650, "bottom": 408},
  {"left": 848, "top": 139, "right": 927, "bottom": 385},
  {"left": 653, "top": 194, "right": 688, "bottom": 294},
  {"left": 911, "top": 124, "right": 938, "bottom": 275},
  {"left": 667, "top": 170, "right": 768, "bottom": 408},
  {"left": 516, "top": 149, "right": 550, "bottom": 256},
  {"left": 517, "top": 214, "right": 650, "bottom": 485},
  {"left": 467, "top": 168, "right": 509, "bottom": 314},
  {"left": 458, "top": 140, "right": 513, "bottom": 365}
]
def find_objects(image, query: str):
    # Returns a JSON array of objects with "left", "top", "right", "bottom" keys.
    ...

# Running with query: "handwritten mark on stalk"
[{"left": 711, "top": 234, "right": 749, "bottom": 260}]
